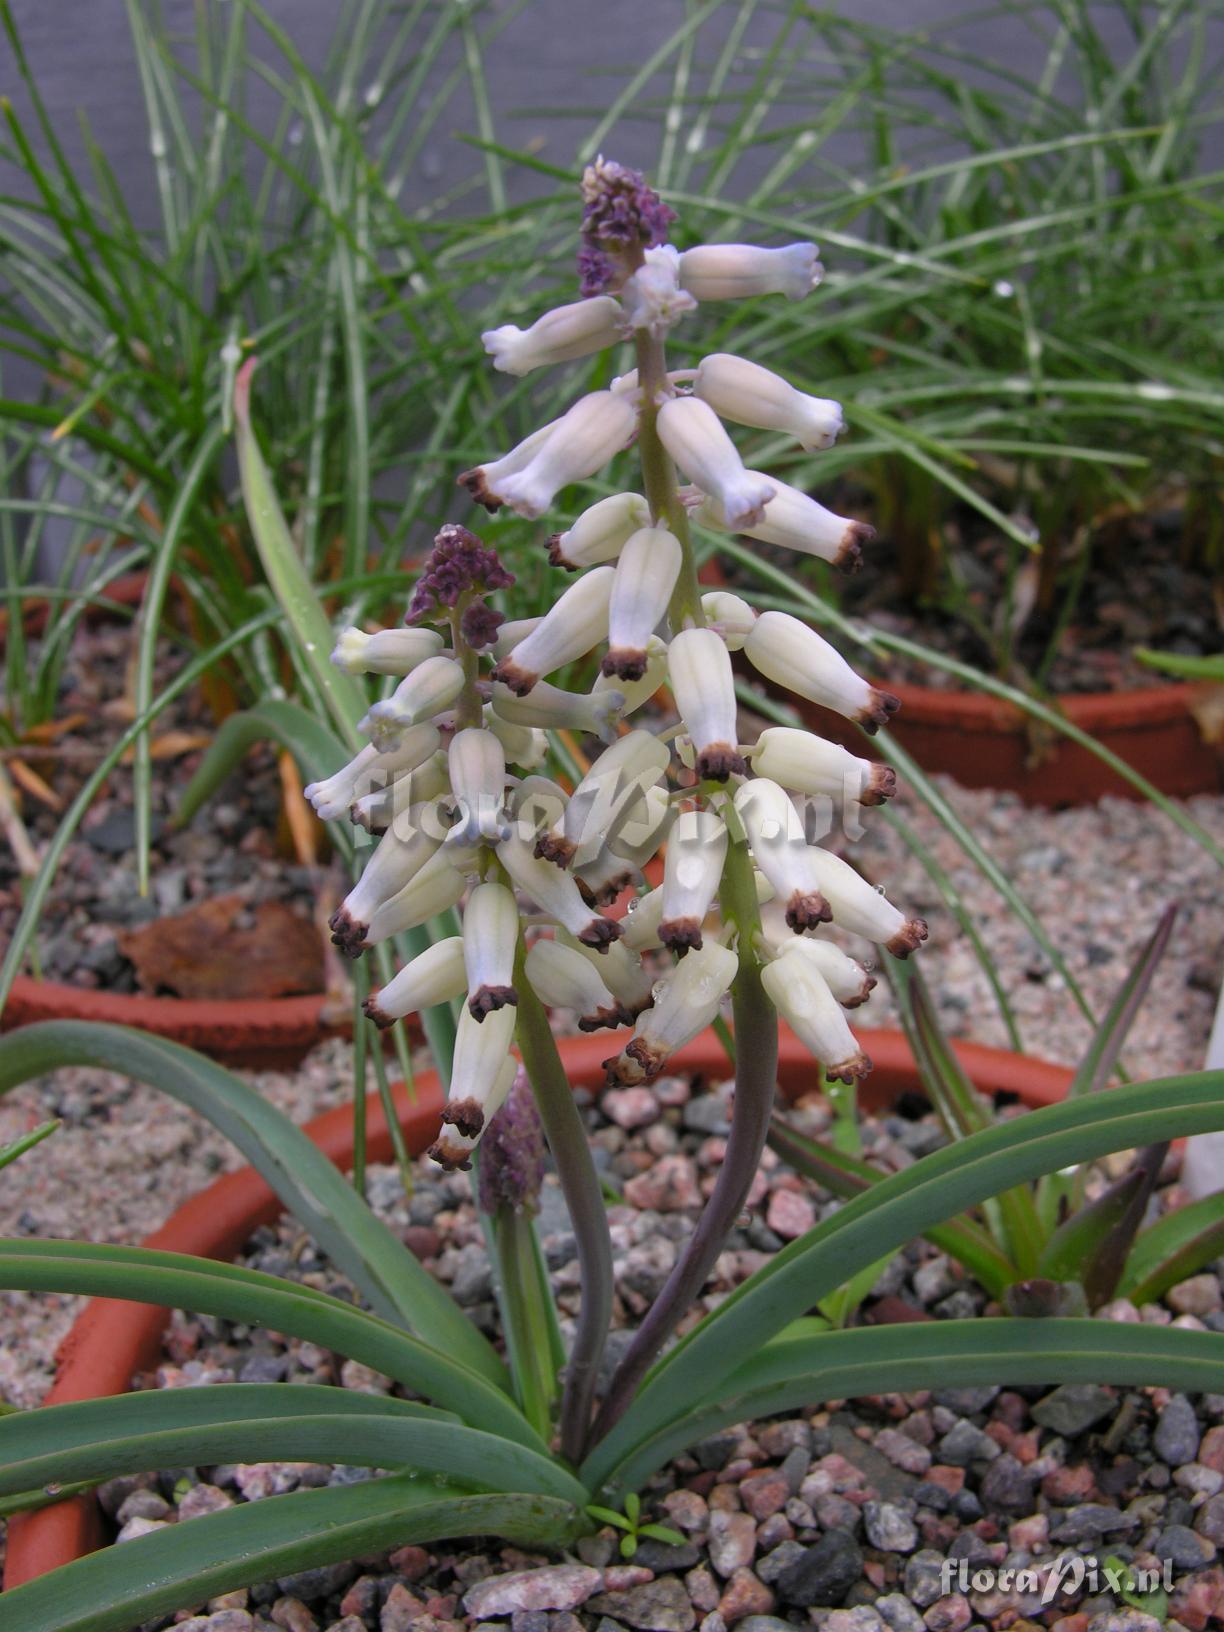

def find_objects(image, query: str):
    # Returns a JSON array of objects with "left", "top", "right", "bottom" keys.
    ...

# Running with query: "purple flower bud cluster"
[
  {"left": 578, "top": 157, "right": 676, "bottom": 297},
  {"left": 477, "top": 1067, "right": 546, "bottom": 1216},
  {"left": 405, "top": 524, "right": 514, "bottom": 648}
]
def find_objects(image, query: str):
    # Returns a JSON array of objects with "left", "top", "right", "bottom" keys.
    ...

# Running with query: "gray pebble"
[
  {"left": 1031, "top": 1384, "right": 1116, "bottom": 1436},
  {"left": 756, "top": 1541, "right": 807, "bottom": 1586},
  {"left": 1152, "top": 1524, "right": 1213, "bottom": 1570},
  {"left": 1049, "top": 1504, "right": 1138, "bottom": 1542},
  {"left": 863, "top": 1501, "right": 918, "bottom": 1554},
  {"left": 875, "top": 1593, "right": 925, "bottom": 1632},
  {"left": 1153, "top": 1395, "right": 1200, "bottom": 1466},
  {"left": 775, "top": 1530, "right": 863, "bottom": 1607},
  {"left": 938, "top": 1420, "right": 1000, "bottom": 1467}
]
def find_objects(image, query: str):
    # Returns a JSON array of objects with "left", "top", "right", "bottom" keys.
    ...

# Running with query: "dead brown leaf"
[{"left": 117, "top": 894, "right": 325, "bottom": 1001}]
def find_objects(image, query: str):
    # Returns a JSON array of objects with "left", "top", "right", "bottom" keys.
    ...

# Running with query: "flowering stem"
[
  {"left": 514, "top": 942, "right": 614, "bottom": 1463},
  {"left": 589, "top": 837, "right": 776, "bottom": 1445},
  {"left": 634, "top": 330, "right": 704, "bottom": 630},
  {"left": 450, "top": 602, "right": 484, "bottom": 730},
  {"left": 489, "top": 1203, "right": 561, "bottom": 1440}
]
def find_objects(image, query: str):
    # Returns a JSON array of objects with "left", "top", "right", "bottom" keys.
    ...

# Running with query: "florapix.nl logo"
[{"left": 940, "top": 1552, "right": 1175, "bottom": 1608}]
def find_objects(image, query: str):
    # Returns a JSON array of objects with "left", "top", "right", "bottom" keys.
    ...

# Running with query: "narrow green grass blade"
[
  {"left": 0, "top": 1117, "right": 57, "bottom": 1171},
  {"left": 132, "top": 421, "right": 224, "bottom": 895},
  {"left": 1121, "top": 1192, "right": 1224, "bottom": 1305},
  {"left": 233, "top": 358, "right": 366, "bottom": 748},
  {"left": 0, "top": 1023, "right": 505, "bottom": 1387},
  {"left": 0, "top": 1241, "right": 531, "bottom": 1444},
  {"left": 0, "top": 1472, "right": 581, "bottom": 1632}
]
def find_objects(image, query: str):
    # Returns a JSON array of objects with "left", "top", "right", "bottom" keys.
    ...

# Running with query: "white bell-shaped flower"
[
  {"left": 303, "top": 722, "right": 442, "bottom": 822},
  {"left": 700, "top": 590, "right": 757, "bottom": 651},
  {"left": 462, "top": 880, "right": 520, "bottom": 1019},
  {"left": 492, "top": 616, "right": 543, "bottom": 657},
  {"left": 351, "top": 750, "right": 449, "bottom": 835},
  {"left": 749, "top": 726, "right": 896, "bottom": 806},
  {"left": 603, "top": 526, "right": 681, "bottom": 681},
  {"left": 678, "top": 241, "right": 823, "bottom": 302},
  {"left": 594, "top": 634, "right": 667, "bottom": 717},
  {"left": 798, "top": 842, "right": 928, "bottom": 958},
  {"left": 667, "top": 626, "right": 746, "bottom": 781},
  {"left": 618, "top": 883, "right": 664, "bottom": 952},
  {"left": 497, "top": 830, "right": 624, "bottom": 951},
  {"left": 789, "top": 933, "right": 877, "bottom": 1009},
  {"left": 658, "top": 808, "right": 728, "bottom": 955},
  {"left": 538, "top": 728, "right": 671, "bottom": 868},
  {"left": 364, "top": 936, "right": 468, "bottom": 1028},
  {"left": 363, "top": 849, "right": 468, "bottom": 949},
  {"left": 734, "top": 777, "right": 832, "bottom": 933},
  {"left": 744, "top": 611, "right": 900, "bottom": 734},
  {"left": 360, "top": 655, "right": 466, "bottom": 751},
  {"left": 574, "top": 848, "right": 642, "bottom": 908},
  {"left": 491, "top": 565, "right": 615, "bottom": 695},
  {"left": 483, "top": 707, "right": 548, "bottom": 770},
  {"left": 525, "top": 937, "right": 628, "bottom": 1031},
  {"left": 428, "top": 1011, "right": 518, "bottom": 1170},
  {"left": 444, "top": 728, "right": 510, "bottom": 849},
  {"left": 330, "top": 625, "right": 444, "bottom": 677},
  {"left": 330, "top": 811, "right": 444, "bottom": 955},
  {"left": 607, "top": 781, "right": 674, "bottom": 866},
  {"left": 762, "top": 945, "right": 871, "bottom": 1082},
  {"left": 604, "top": 939, "right": 738, "bottom": 1085},
  {"left": 491, "top": 392, "right": 636, "bottom": 520},
  {"left": 692, "top": 474, "right": 872, "bottom": 571},
  {"left": 620, "top": 245, "right": 698, "bottom": 339},
  {"left": 547, "top": 491, "right": 651, "bottom": 571},
  {"left": 657, "top": 397, "right": 774, "bottom": 530},
  {"left": 558, "top": 929, "right": 655, "bottom": 1017},
  {"left": 694, "top": 353, "right": 843, "bottom": 451},
  {"left": 492, "top": 677, "right": 623, "bottom": 742},
  {"left": 458, "top": 418, "right": 559, "bottom": 511},
  {"left": 481, "top": 294, "right": 624, "bottom": 376}
]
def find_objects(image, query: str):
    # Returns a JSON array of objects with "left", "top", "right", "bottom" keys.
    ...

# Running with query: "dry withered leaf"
[{"left": 118, "top": 893, "right": 325, "bottom": 1001}]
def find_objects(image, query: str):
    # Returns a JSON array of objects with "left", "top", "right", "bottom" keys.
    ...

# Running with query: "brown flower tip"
[
  {"left": 534, "top": 831, "right": 577, "bottom": 868},
  {"left": 489, "top": 656, "right": 538, "bottom": 697},
  {"left": 785, "top": 889, "right": 832, "bottom": 932},
  {"left": 577, "top": 1002, "right": 632, "bottom": 1033},
  {"left": 427, "top": 1136, "right": 473, "bottom": 1172},
  {"left": 350, "top": 799, "right": 389, "bottom": 834},
  {"left": 624, "top": 1035, "right": 667, "bottom": 1084},
  {"left": 328, "top": 907, "right": 369, "bottom": 959},
  {"left": 576, "top": 868, "right": 635, "bottom": 908},
  {"left": 860, "top": 765, "right": 898, "bottom": 807},
  {"left": 362, "top": 994, "right": 396, "bottom": 1030},
  {"left": 886, "top": 917, "right": 929, "bottom": 959},
  {"left": 659, "top": 916, "right": 704, "bottom": 956},
  {"left": 836, "top": 521, "right": 874, "bottom": 573},
  {"left": 546, "top": 534, "right": 579, "bottom": 571},
  {"left": 858, "top": 689, "right": 902, "bottom": 736},
  {"left": 469, "top": 984, "right": 518, "bottom": 1020},
  {"left": 601, "top": 648, "right": 649, "bottom": 683},
  {"left": 578, "top": 916, "right": 625, "bottom": 952},
  {"left": 695, "top": 743, "right": 748, "bottom": 782},
  {"left": 441, "top": 1096, "right": 485, "bottom": 1140},
  {"left": 457, "top": 468, "right": 502, "bottom": 512},
  {"left": 827, "top": 1049, "right": 872, "bottom": 1085},
  {"left": 843, "top": 973, "right": 878, "bottom": 1010}
]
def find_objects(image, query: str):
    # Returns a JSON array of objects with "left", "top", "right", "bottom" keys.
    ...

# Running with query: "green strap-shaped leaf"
[
  {"left": 233, "top": 358, "right": 367, "bottom": 750},
  {"left": 0, "top": 1023, "right": 506, "bottom": 1389},
  {"left": 0, "top": 1243, "right": 537, "bottom": 1449},
  {"left": 173, "top": 699, "right": 352, "bottom": 845},
  {"left": 766, "top": 1116, "right": 1016, "bottom": 1299},
  {"left": 1, "top": 1472, "right": 583, "bottom": 1632},
  {"left": 600, "top": 1317, "right": 1224, "bottom": 1495},
  {"left": 1121, "top": 1191, "right": 1224, "bottom": 1305},
  {"left": 0, "top": 1384, "right": 585, "bottom": 1506},
  {"left": 582, "top": 1070, "right": 1224, "bottom": 1488}
]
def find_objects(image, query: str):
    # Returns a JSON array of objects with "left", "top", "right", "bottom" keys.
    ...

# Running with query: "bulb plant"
[{"left": 1, "top": 163, "right": 1223, "bottom": 1632}]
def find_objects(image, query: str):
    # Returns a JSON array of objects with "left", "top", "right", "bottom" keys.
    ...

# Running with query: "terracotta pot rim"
[
  {"left": 2, "top": 975, "right": 347, "bottom": 1069},
  {"left": 3, "top": 1024, "right": 1072, "bottom": 1591},
  {"left": 887, "top": 677, "right": 1206, "bottom": 736}
]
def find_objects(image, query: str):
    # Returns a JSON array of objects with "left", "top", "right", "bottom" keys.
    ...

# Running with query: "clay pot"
[
  {"left": 3, "top": 1024, "right": 1072, "bottom": 1589},
  {"left": 1, "top": 977, "right": 350, "bottom": 1072},
  {"left": 862, "top": 681, "right": 1220, "bottom": 807}
]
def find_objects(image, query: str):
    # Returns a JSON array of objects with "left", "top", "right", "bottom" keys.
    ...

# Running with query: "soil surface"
[
  {"left": 741, "top": 510, "right": 1221, "bottom": 695},
  {"left": 0, "top": 622, "right": 328, "bottom": 995},
  {"left": 54, "top": 1077, "right": 1224, "bottom": 1632}
]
